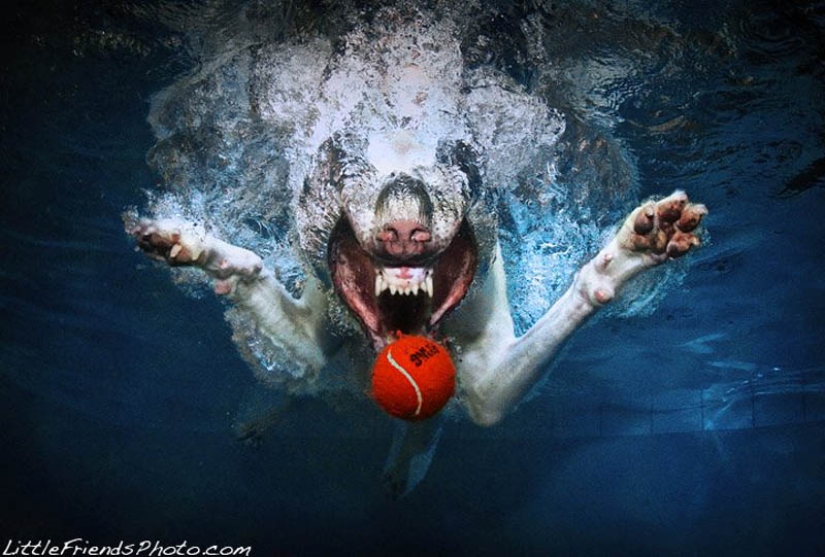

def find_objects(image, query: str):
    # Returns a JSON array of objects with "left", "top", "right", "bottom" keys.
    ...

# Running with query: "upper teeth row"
[{"left": 375, "top": 268, "right": 434, "bottom": 297}]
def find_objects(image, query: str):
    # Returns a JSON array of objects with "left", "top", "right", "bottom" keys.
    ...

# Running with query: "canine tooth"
[
  {"left": 425, "top": 275, "right": 433, "bottom": 297},
  {"left": 375, "top": 275, "right": 383, "bottom": 297}
]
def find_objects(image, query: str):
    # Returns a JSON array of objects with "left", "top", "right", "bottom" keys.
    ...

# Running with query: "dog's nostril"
[
  {"left": 411, "top": 229, "right": 432, "bottom": 243},
  {"left": 377, "top": 221, "right": 431, "bottom": 244},
  {"left": 377, "top": 228, "right": 398, "bottom": 243}
]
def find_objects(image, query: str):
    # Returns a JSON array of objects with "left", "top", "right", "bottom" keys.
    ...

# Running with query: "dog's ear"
[{"left": 436, "top": 140, "right": 483, "bottom": 197}]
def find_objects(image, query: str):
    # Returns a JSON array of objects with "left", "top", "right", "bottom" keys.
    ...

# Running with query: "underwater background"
[{"left": 2, "top": 0, "right": 824, "bottom": 554}]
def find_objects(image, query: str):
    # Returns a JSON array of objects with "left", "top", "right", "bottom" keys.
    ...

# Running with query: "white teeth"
[
  {"left": 374, "top": 267, "right": 433, "bottom": 298},
  {"left": 375, "top": 273, "right": 385, "bottom": 297}
]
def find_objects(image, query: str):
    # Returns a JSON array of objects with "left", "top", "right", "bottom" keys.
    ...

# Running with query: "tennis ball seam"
[{"left": 386, "top": 349, "right": 423, "bottom": 417}]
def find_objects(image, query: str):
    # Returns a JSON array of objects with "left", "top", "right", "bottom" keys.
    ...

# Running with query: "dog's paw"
[
  {"left": 577, "top": 191, "right": 707, "bottom": 306},
  {"left": 128, "top": 218, "right": 263, "bottom": 284},
  {"left": 128, "top": 218, "right": 206, "bottom": 267},
  {"left": 619, "top": 190, "right": 708, "bottom": 263}
]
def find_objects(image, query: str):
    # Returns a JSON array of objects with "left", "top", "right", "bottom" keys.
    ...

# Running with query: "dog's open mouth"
[{"left": 328, "top": 218, "right": 477, "bottom": 350}]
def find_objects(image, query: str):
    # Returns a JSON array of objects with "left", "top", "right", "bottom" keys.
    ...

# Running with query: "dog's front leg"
[
  {"left": 459, "top": 191, "right": 707, "bottom": 425},
  {"left": 128, "top": 218, "right": 336, "bottom": 373}
]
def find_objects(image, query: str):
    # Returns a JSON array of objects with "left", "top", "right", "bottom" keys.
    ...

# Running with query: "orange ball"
[{"left": 371, "top": 335, "right": 456, "bottom": 421}]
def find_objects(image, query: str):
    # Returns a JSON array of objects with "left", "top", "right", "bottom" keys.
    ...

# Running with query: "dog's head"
[{"left": 297, "top": 133, "right": 496, "bottom": 350}]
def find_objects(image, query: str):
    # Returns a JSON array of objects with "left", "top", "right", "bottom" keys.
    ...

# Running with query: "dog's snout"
[
  {"left": 373, "top": 173, "right": 436, "bottom": 261},
  {"left": 377, "top": 220, "right": 432, "bottom": 258}
]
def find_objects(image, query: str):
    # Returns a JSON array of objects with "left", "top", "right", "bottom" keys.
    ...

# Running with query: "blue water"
[{"left": 2, "top": 0, "right": 824, "bottom": 554}]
